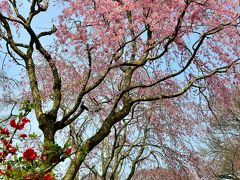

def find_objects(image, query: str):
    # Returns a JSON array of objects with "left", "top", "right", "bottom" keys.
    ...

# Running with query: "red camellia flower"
[
  {"left": 17, "top": 123, "right": 25, "bottom": 130},
  {"left": 1, "top": 138, "right": 8, "bottom": 146},
  {"left": 20, "top": 134, "right": 27, "bottom": 138},
  {"left": 9, "top": 119, "right": 17, "bottom": 128},
  {"left": 0, "top": 128, "right": 10, "bottom": 136},
  {"left": 43, "top": 173, "right": 55, "bottom": 180},
  {"left": 9, "top": 118, "right": 29, "bottom": 130},
  {"left": 21, "top": 117, "right": 30, "bottom": 124},
  {"left": 9, "top": 147, "right": 17, "bottom": 155},
  {"left": 64, "top": 147, "right": 72, "bottom": 156},
  {"left": 23, "top": 148, "right": 37, "bottom": 161}
]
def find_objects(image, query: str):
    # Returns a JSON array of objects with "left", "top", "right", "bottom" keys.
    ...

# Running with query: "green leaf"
[{"left": 29, "top": 133, "right": 38, "bottom": 139}]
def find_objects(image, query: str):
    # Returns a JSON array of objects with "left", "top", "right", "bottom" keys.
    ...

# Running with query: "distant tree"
[
  {"left": 203, "top": 85, "right": 240, "bottom": 179},
  {"left": 132, "top": 168, "right": 197, "bottom": 180}
]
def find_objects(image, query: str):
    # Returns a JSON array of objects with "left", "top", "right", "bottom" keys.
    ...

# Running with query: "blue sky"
[
  {"left": 0, "top": 2, "right": 64, "bottom": 72},
  {"left": 0, "top": 2, "right": 65, "bottom": 132}
]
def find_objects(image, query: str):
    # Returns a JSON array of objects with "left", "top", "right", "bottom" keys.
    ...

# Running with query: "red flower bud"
[
  {"left": 9, "top": 147, "right": 17, "bottom": 155},
  {"left": 20, "top": 134, "right": 27, "bottom": 138},
  {"left": 0, "top": 128, "right": 10, "bottom": 136},
  {"left": 1, "top": 138, "right": 8, "bottom": 146},
  {"left": 43, "top": 146, "right": 49, "bottom": 150},
  {"left": 41, "top": 154, "right": 47, "bottom": 161},
  {"left": 25, "top": 173, "right": 32, "bottom": 180},
  {"left": 64, "top": 147, "right": 72, "bottom": 156},
  {"left": 43, "top": 173, "right": 55, "bottom": 180},
  {"left": 7, "top": 164, "right": 11, "bottom": 170}
]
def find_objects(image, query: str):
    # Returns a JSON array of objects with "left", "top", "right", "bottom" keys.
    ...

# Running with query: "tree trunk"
[
  {"left": 39, "top": 113, "right": 56, "bottom": 143},
  {"left": 63, "top": 150, "right": 88, "bottom": 180},
  {"left": 38, "top": 113, "right": 59, "bottom": 171}
]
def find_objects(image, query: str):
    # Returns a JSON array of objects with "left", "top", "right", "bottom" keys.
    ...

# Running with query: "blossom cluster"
[
  {"left": 9, "top": 117, "right": 30, "bottom": 130},
  {"left": 0, "top": 117, "right": 31, "bottom": 163},
  {"left": 0, "top": 115, "right": 72, "bottom": 179}
]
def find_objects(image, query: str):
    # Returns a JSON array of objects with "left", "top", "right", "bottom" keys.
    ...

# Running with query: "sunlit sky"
[{"left": 0, "top": 2, "right": 66, "bottom": 134}]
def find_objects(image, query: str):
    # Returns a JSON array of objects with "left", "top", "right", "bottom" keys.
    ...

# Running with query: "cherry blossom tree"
[{"left": 0, "top": 0, "right": 239, "bottom": 179}]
